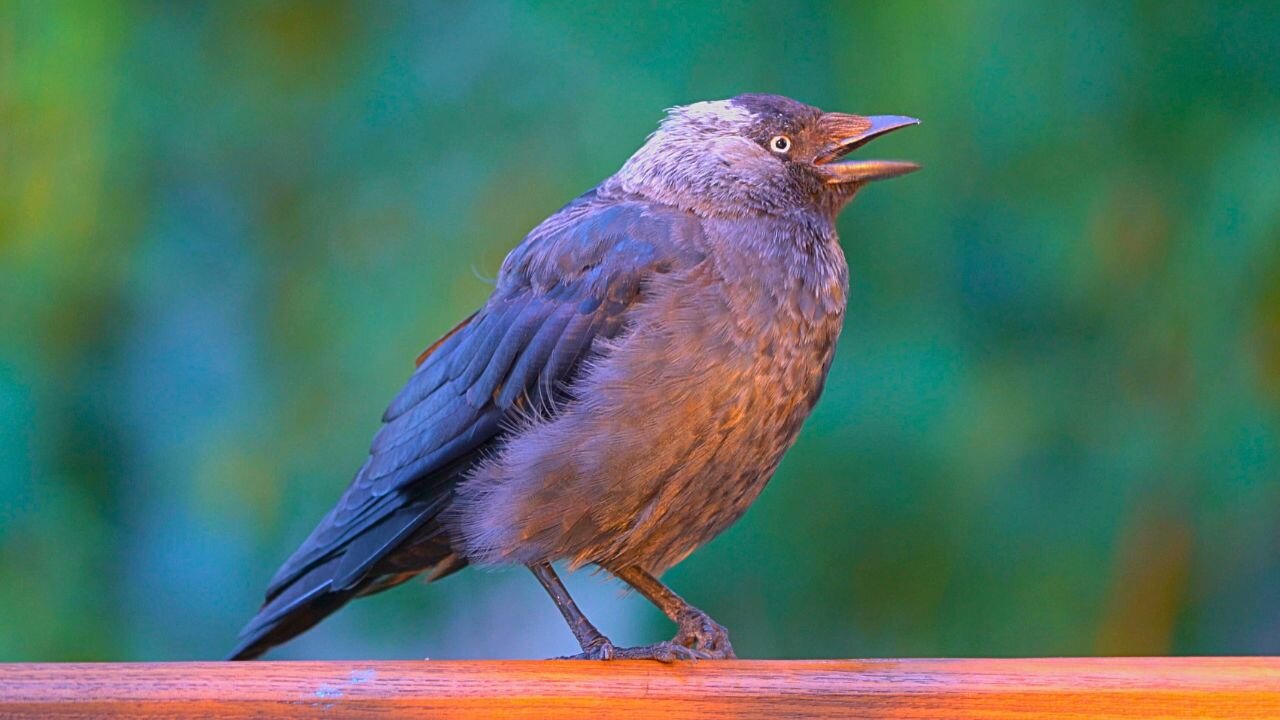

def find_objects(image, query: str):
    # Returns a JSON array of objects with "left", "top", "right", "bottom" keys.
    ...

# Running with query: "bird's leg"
[
  {"left": 529, "top": 562, "right": 706, "bottom": 662},
  {"left": 528, "top": 562, "right": 615, "bottom": 660},
  {"left": 609, "top": 565, "right": 735, "bottom": 659}
]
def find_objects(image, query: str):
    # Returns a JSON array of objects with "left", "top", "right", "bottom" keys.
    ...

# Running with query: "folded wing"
[{"left": 228, "top": 197, "right": 705, "bottom": 658}]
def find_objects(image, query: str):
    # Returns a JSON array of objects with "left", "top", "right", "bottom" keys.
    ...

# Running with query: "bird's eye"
[{"left": 769, "top": 135, "right": 792, "bottom": 154}]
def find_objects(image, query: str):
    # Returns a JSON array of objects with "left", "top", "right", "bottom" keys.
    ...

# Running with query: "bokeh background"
[{"left": 3, "top": 1, "right": 1280, "bottom": 662}]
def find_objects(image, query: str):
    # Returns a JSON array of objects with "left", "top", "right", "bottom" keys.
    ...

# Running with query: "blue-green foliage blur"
[{"left": 3, "top": 1, "right": 1279, "bottom": 661}]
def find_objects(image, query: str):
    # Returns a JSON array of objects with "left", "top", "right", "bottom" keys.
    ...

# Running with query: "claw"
[{"left": 673, "top": 609, "right": 735, "bottom": 659}]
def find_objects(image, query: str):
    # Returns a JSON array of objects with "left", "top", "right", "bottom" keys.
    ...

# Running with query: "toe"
[{"left": 612, "top": 641, "right": 708, "bottom": 662}]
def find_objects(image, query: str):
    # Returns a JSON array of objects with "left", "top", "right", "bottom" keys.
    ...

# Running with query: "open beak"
[{"left": 813, "top": 114, "right": 920, "bottom": 184}]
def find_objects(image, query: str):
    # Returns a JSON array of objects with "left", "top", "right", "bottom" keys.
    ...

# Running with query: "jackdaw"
[{"left": 229, "top": 93, "right": 919, "bottom": 661}]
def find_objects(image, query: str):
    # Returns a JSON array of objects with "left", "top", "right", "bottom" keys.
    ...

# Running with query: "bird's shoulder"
[{"left": 498, "top": 192, "right": 709, "bottom": 296}]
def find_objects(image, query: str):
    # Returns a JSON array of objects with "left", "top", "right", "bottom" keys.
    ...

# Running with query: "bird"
[{"left": 228, "top": 93, "right": 919, "bottom": 661}]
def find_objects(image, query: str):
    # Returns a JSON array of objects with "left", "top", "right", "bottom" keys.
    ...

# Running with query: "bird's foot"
[
  {"left": 673, "top": 608, "right": 735, "bottom": 658},
  {"left": 560, "top": 640, "right": 709, "bottom": 662},
  {"left": 613, "top": 641, "right": 709, "bottom": 662},
  {"left": 610, "top": 641, "right": 710, "bottom": 662}
]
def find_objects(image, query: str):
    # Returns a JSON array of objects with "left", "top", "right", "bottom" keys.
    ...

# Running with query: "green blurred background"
[{"left": 3, "top": 1, "right": 1279, "bottom": 661}]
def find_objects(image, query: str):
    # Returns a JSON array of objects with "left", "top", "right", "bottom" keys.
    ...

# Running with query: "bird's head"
[{"left": 613, "top": 94, "right": 919, "bottom": 219}]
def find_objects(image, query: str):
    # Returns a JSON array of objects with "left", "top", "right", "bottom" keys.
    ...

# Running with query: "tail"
[
  {"left": 227, "top": 558, "right": 357, "bottom": 660},
  {"left": 227, "top": 506, "right": 466, "bottom": 660}
]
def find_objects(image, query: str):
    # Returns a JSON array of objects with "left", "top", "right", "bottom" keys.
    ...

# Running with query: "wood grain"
[{"left": 2, "top": 658, "right": 1279, "bottom": 719}]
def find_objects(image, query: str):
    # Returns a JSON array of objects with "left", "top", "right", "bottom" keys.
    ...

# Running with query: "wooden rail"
[{"left": 2, "top": 658, "right": 1278, "bottom": 718}]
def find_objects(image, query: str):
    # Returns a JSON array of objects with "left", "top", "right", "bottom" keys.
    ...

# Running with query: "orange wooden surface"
[{"left": 2, "top": 658, "right": 1279, "bottom": 719}]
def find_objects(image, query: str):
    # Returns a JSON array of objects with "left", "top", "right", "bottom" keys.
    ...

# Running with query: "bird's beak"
[{"left": 813, "top": 114, "right": 921, "bottom": 184}]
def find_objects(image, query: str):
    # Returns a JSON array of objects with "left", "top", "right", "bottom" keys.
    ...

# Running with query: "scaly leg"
[{"left": 528, "top": 562, "right": 615, "bottom": 659}]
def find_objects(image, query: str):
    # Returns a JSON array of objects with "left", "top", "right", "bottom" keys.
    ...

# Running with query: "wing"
[{"left": 231, "top": 196, "right": 706, "bottom": 657}]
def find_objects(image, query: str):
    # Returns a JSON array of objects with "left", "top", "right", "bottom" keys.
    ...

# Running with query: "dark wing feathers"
[
  {"left": 538, "top": 309, "right": 600, "bottom": 394},
  {"left": 232, "top": 198, "right": 705, "bottom": 658},
  {"left": 367, "top": 406, "right": 503, "bottom": 497},
  {"left": 497, "top": 303, "right": 576, "bottom": 408},
  {"left": 383, "top": 311, "right": 477, "bottom": 423},
  {"left": 467, "top": 299, "right": 553, "bottom": 405},
  {"left": 330, "top": 501, "right": 444, "bottom": 590},
  {"left": 454, "top": 300, "right": 520, "bottom": 388}
]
